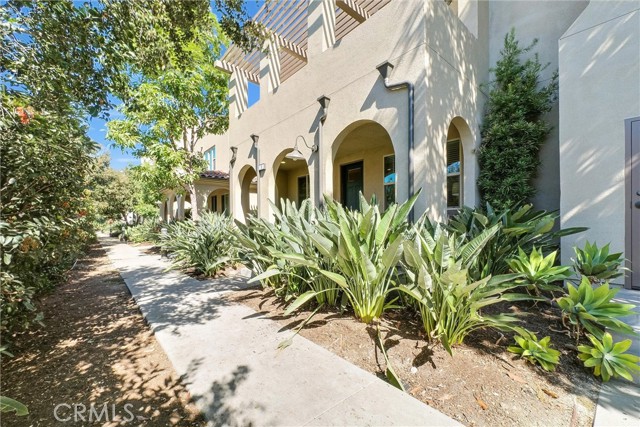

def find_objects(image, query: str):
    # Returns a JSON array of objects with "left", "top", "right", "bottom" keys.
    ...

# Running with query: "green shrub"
[
  {"left": 508, "top": 332, "right": 560, "bottom": 371},
  {"left": 235, "top": 201, "right": 314, "bottom": 300},
  {"left": 557, "top": 277, "right": 636, "bottom": 341},
  {"left": 400, "top": 222, "right": 533, "bottom": 354},
  {"left": 446, "top": 203, "right": 585, "bottom": 279},
  {"left": 128, "top": 219, "right": 162, "bottom": 244},
  {"left": 253, "top": 193, "right": 419, "bottom": 323},
  {"left": 1, "top": 98, "right": 96, "bottom": 339},
  {"left": 477, "top": 29, "right": 558, "bottom": 209},
  {"left": 161, "top": 212, "right": 238, "bottom": 277},
  {"left": 507, "top": 247, "right": 572, "bottom": 295},
  {"left": 578, "top": 333, "right": 640, "bottom": 382},
  {"left": 573, "top": 241, "right": 625, "bottom": 284}
]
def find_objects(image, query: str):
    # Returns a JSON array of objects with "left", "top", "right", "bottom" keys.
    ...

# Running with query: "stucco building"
[{"left": 161, "top": 0, "right": 640, "bottom": 289}]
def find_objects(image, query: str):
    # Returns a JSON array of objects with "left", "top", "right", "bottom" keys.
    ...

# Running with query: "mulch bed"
[
  {"left": 1, "top": 244, "right": 206, "bottom": 426},
  {"left": 227, "top": 286, "right": 600, "bottom": 427}
]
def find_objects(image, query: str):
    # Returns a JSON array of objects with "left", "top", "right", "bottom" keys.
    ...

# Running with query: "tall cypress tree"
[{"left": 477, "top": 29, "right": 558, "bottom": 210}]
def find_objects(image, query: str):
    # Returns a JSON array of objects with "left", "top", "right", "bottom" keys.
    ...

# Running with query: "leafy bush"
[
  {"left": 128, "top": 219, "right": 162, "bottom": 244},
  {"left": 578, "top": 333, "right": 640, "bottom": 382},
  {"left": 400, "top": 222, "right": 533, "bottom": 354},
  {"left": 557, "top": 277, "right": 636, "bottom": 341},
  {"left": 268, "top": 193, "right": 419, "bottom": 323},
  {"left": 447, "top": 203, "right": 585, "bottom": 278},
  {"left": 507, "top": 247, "right": 572, "bottom": 295},
  {"left": 508, "top": 332, "right": 560, "bottom": 371},
  {"left": 1, "top": 96, "right": 97, "bottom": 339},
  {"left": 161, "top": 212, "right": 238, "bottom": 276},
  {"left": 235, "top": 201, "right": 312, "bottom": 299},
  {"left": 573, "top": 241, "right": 625, "bottom": 284},
  {"left": 477, "top": 29, "right": 558, "bottom": 209}
]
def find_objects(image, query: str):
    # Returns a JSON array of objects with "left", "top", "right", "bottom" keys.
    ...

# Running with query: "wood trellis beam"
[{"left": 337, "top": 0, "right": 370, "bottom": 23}]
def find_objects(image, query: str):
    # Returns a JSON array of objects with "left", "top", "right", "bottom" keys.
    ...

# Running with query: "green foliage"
[
  {"left": 578, "top": 333, "right": 640, "bottom": 382},
  {"left": 212, "top": 0, "right": 266, "bottom": 52},
  {"left": 557, "top": 277, "right": 636, "bottom": 340},
  {"left": 161, "top": 212, "right": 238, "bottom": 277},
  {"left": 573, "top": 241, "right": 625, "bottom": 284},
  {"left": 284, "top": 193, "right": 419, "bottom": 324},
  {"left": 0, "top": 396, "right": 29, "bottom": 416},
  {"left": 507, "top": 247, "right": 572, "bottom": 294},
  {"left": 1, "top": 0, "right": 213, "bottom": 116},
  {"left": 400, "top": 222, "right": 531, "bottom": 354},
  {"left": 477, "top": 29, "right": 559, "bottom": 210},
  {"left": 128, "top": 219, "right": 163, "bottom": 244},
  {"left": 107, "top": 18, "right": 229, "bottom": 218},
  {"left": 447, "top": 203, "right": 585, "bottom": 278},
  {"left": 0, "top": 95, "right": 97, "bottom": 338},
  {"left": 508, "top": 332, "right": 560, "bottom": 371}
]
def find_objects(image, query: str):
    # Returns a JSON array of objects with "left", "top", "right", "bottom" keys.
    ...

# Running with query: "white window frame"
[
  {"left": 446, "top": 138, "right": 462, "bottom": 212},
  {"left": 383, "top": 154, "right": 396, "bottom": 211}
]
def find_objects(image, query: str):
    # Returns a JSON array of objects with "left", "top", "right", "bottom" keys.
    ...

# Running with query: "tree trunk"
[{"left": 187, "top": 182, "right": 199, "bottom": 221}]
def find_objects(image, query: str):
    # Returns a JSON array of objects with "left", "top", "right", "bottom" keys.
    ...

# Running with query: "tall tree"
[
  {"left": 107, "top": 19, "right": 230, "bottom": 220},
  {"left": 477, "top": 29, "right": 558, "bottom": 210}
]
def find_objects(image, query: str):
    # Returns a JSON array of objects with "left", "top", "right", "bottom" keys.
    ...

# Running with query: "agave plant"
[
  {"left": 267, "top": 192, "right": 419, "bottom": 323},
  {"left": 400, "top": 223, "right": 534, "bottom": 354},
  {"left": 556, "top": 277, "right": 636, "bottom": 341},
  {"left": 446, "top": 203, "right": 586, "bottom": 278},
  {"left": 508, "top": 331, "right": 560, "bottom": 371},
  {"left": 573, "top": 241, "right": 625, "bottom": 284},
  {"left": 161, "top": 212, "right": 239, "bottom": 277},
  {"left": 578, "top": 333, "right": 640, "bottom": 382},
  {"left": 507, "top": 247, "right": 572, "bottom": 295}
]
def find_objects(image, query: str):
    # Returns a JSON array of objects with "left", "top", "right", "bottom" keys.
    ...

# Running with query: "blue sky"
[{"left": 97, "top": 1, "right": 263, "bottom": 170}]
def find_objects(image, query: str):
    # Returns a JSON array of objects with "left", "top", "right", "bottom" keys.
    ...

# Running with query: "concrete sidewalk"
[
  {"left": 100, "top": 237, "right": 460, "bottom": 427},
  {"left": 593, "top": 288, "right": 640, "bottom": 427}
]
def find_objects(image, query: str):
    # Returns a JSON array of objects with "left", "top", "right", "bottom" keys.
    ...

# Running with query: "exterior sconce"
[
  {"left": 250, "top": 134, "right": 259, "bottom": 145},
  {"left": 257, "top": 163, "right": 266, "bottom": 172},
  {"left": 285, "top": 135, "right": 318, "bottom": 161}
]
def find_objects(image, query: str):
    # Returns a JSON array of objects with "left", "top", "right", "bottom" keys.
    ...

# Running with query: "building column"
[
  {"left": 307, "top": 0, "right": 336, "bottom": 59},
  {"left": 230, "top": 70, "right": 248, "bottom": 118}
]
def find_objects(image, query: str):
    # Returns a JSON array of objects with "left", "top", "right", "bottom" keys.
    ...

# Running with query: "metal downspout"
[{"left": 376, "top": 61, "right": 415, "bottom": 222}]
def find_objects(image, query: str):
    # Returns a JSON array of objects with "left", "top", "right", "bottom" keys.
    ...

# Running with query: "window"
[
  {"left": 211, "top": 195, "right": 218, "bottom": 212},
  {"left": 383, "top": 155, "right": 396, "bottom": 210},
  {"left": 204, "top": 146, "right": 216, "bottom": 170},
  {"left": 446, "top": 139, "right": 462, "bottom": 210},
  {"left": 220, "top": 194, "right": 229, "bottom": 214},
  {"left": 297, "top": 175, "right": 309, "bottom": 206}
]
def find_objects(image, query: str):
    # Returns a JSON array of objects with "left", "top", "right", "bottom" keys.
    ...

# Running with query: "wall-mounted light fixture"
[
  {"left": 257, "top": 163, "right": 266, "bottom": 172},
  {"left": 285, "top": 135, "right": 318, "bottom": 161},
  {"left": 250, "top": 134, "right": 259, "bottom": 145}
]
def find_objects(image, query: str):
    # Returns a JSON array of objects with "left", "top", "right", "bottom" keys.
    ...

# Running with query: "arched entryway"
[
  {"left": 332, "top": 121, "right": 395, "bottom": 210},
  {"left": 239, "top": 165, "right": 258, "bottom": 219},
  {"left": 445, "top": 117, "right": 474, "bottom": 214},
  {"left": 273, "top": 149, "right": 311, "bottom": 208},
  {"left": 208, "top": 189, "right": 230, "bottom": 214}
]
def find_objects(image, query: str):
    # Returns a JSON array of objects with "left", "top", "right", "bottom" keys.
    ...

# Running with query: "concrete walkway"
[
  {"left": 593, "top": 288, "right": 640, "bottom": 427},
  {"left": 100, "top": 237, "right": 459, "bottom": 427}
]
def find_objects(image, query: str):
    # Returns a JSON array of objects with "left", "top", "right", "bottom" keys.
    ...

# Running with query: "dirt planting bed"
[
  {"left": 228, "top": 286, "right": 600, "bottom": 427},
  {"left": 1, "top": 244, "right": 205, "bottom": 427}
]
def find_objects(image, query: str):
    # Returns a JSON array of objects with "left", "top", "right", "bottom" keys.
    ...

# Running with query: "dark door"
[
  {"left": 341, "top": 161, "right": 363, "bottom": 210},
  {"left": 628, "top": 118, "right": 640, "bottom": 289}
]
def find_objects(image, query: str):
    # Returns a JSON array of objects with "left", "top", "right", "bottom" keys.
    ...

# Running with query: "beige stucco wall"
[
  {"left": 559, "top": 1, "right": 640, "bottom": 277},
  {"left": 216, "top": 0, "right": 491, "bottom": 223},
  {"left": 488, "top": 0, "right": 589, "bottom": 212},
  {"left": 194, "top": 0, "right": 630, "bottom": 228}
]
